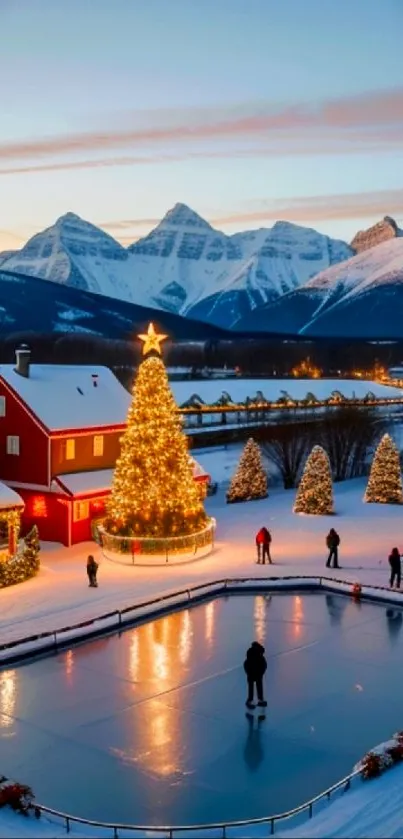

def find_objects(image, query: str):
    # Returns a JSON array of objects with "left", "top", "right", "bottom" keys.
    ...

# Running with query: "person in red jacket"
[{"left": 255, "top": 527, "right": 272, "bottom": 564}]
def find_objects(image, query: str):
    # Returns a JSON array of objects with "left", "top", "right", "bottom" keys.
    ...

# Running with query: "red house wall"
[
  {"left": 19, "top": 489, "right": 70, "bottom": 545},
  {"left": 0, "top": 381, "right": 49, "bottom": 486}
]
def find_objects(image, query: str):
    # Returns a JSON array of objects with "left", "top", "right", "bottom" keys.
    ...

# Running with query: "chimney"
[{"left": 15, "top": 344, "right": 31, "bottom": 378}]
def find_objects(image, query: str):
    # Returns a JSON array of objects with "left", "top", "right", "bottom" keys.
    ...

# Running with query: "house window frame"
[
  {"left": 0, "top": 396, "right": 5, "bottom": 417},
  {"left": 7, "top": 435, "right": 20, "bottom": 456},
  {"left": 66, "top": 438, "right": 75, "bottom": 460},
  {"left": 73, "top": 500, "right": 89, "bottom": 522},
  {"left": 93, "top": 435, "right": 104, "bottom": 457}
]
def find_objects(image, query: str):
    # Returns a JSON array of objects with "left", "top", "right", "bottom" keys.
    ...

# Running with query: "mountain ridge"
[{"left": 0, "top": 204, "right": 352, "bottom": 328}]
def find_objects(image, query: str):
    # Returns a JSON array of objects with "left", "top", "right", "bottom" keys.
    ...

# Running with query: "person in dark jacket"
[
  {"left": 389, "top": 547, "right": 402, "bottom": 589},
  {"left": 326, "top": 529, "right": 340, "bottom": 569},
  {"left": 244, "top": 641, "right": 268, "bottom": 708},
  {"left": 255, "top": 527, "right": 272, "bottom": 564},
  {"left": 86, "top": 555, "right": 99, "bottom": 587}
]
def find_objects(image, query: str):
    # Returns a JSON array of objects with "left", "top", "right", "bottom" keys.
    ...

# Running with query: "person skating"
[
  {"left": 326, "top": 528, "right": 340, "bottom": 569},
  {"left": 389, "top": 547, "right": 402, "bottom": 589},
  {"left": 86, "top": 555, "right": 99, "bottom": 587},
  {"left": 244, "top": 641, "right": 268, "bottom": 709},
  {"left": 255, "top": 527, "right": 272, "bottom": 564}
]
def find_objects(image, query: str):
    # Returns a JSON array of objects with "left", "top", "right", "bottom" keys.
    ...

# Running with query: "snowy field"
[
  {"left": 3, "top": 478, "right": 403, "bottom": 837},
  {"left": 170, "top": 378, "right": 403, "bottom": 406}
]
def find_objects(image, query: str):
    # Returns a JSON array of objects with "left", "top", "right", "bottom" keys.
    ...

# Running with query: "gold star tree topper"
[{"left": 138, "top": 322, "right": 168, "bottom": 356}]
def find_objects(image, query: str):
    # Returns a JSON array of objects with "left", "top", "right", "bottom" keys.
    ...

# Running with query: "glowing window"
[
  {"left": 66, "top": 439, "right": 75, "bottom": 460},
  {"left": 6, "top": 435, "right": 19, "bottom": 455},
  {"left": 73, "top": 501, "right": 89, "bottom": 522},
  {"left": 32, "top": 496, "right": 47, "bottom": 517},
  {"left": 0, "top": 396, "right": 5, "bottom": 417},
  {"left": 93, "top": 435, "right": 104, "bottom": 457}
]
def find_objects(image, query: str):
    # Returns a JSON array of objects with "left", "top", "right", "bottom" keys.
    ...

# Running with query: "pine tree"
[
  {"left": 364, "top": 433, "right": 403, "bottom": 504},
  {"left": 105, "top": 325, "right": 208, "bottom": 538},
  {"left": 226, "top": 438, "right": 268, "bottom": 503},
  {"left": 294, "top": 445, "right": 334, "bottom": 515}
]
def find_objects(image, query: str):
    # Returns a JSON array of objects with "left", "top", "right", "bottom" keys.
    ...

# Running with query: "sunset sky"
[{"left": 1, "top": 0, "right": 403, "bottom": 251}]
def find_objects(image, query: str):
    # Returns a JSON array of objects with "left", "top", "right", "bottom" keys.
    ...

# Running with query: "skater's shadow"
[
  {"left": 386, "top": 609, "right": 403, "bottom": 646},
  {"left": 243, "top": 712, "right": 265, "bottom": 773},
  {"left": 325, "top": 594, "right": 348, "bottom": 626}
]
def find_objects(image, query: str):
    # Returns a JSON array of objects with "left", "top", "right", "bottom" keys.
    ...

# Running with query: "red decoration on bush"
[
  {"left": 361, "top": 752, "right": 382, "bottom": 779},
  {"left": 0, "top": 783, "right": 35, "bottom": 814}
]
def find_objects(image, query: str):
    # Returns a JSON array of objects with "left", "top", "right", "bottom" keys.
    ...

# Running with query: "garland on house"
[
  {"left": 226, "top": 438, "right": 268, "bottom": 503},
  {"left": 364, "top": 433, "right": 403, "bottom": 504},
  {"left": 294, "top": 445, "right": 334, "bottom": 515},
  {"left": 0, "top": 525, "right": 40, "bottom": 588},
  {"left": 105, "top": 324, "right": 208, "bottom": 538}
]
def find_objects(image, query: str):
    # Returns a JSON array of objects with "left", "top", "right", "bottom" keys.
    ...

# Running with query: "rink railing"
[
  {"left": 1, "top": 575, "right": 396, "bottom": 836},
  {"left": 1, "top": 574, "right": 403, "bottom": 666},
  {"left": 33, "top": 769, "right": 361, "bottom": 837}
]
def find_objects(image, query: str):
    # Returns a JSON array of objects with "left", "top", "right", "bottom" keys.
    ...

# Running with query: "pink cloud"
[{"left": 0, "top": 87, "right": 401, "bottom": 169}]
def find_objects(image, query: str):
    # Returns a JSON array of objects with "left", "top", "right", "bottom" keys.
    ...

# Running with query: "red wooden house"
[{"left": 0, "top": 347, "right": 209, "bottom": 546}]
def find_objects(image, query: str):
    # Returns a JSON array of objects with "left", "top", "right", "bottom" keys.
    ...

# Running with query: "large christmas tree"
[
  {"left": 226, "top": 438, "right": 268, "bottom": 503},
  {"left": 105, "top": 323, "right": 208, "bottom": 538},
  {"left": 294, "top": 445, "right": 334, "bottom": 515},
  {"left": 364, "top": 433, "right": 403, "bottom": 504}
]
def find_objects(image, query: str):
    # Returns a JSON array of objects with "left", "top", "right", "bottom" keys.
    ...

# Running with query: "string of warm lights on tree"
[{"left": 105, "top": 323, "right": 209, "bottom": 540}]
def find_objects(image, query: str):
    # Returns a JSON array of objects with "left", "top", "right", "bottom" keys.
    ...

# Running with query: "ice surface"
[{"left": 2, "top": 592, "right": 403, "bottom": 828}]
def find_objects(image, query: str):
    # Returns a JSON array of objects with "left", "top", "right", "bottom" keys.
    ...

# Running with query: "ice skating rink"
[{"left": 2, "top": 592, "right": 403, "bottom": 826}]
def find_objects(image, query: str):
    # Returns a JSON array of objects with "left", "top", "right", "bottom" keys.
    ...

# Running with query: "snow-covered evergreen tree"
[
  {"left": 364, "top": 433, "right": 403, "bottom": 504},
  {"left": 294, "top": 445, "right": 333, "bottom": 515},
  {"left": 226, "top": 438, "right": 268, "bottom": 503}
]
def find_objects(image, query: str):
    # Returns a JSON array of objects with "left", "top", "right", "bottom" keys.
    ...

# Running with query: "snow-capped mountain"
[
  {"left": 0, "top": 204, "right": 352, "bottom": 329},
  {"left": 236, "top": 237, "right": 403, "bottom": 339},
  {"left": 129, "top": 204, "right": 352, "bottom": 327},
  {"left": 0, "top": 213, "right": 137, "bottom": 302},
  {"left": 351, "top": 216, "right": 402, "bottom": 254}
]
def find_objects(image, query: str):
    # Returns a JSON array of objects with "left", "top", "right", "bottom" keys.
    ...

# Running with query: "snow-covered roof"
[
  {"left": 0, "top": 482, "right": 24, "bottom": 509},
  {"left": 0, "top": 364, "right": 132, "bottom": 431},
  {"left": 53, "top": 459, "right": 209, "bottom": 498},
  {"left": 54, "top": 469, "right": 115, "bottom": 496}
]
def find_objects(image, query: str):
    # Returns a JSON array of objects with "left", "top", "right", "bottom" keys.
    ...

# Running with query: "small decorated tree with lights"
[
  {"left": 226, "top": 438, "right": 268, "bottom": 503},
  {"left": 294, "top": 445, "right": 334, "bottom": 515},
  {"left": 364, "top": 433, "right": 403, "bottom": 504},
  {"left": 104, "top": 324, "right": 209, "bottom": 539}
]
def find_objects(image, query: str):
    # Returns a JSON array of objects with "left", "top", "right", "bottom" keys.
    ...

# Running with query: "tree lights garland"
[
  {"left": 226, "top": 438, "right": 268, "bottom": 503},
  {"left": 364, "top": 433, "right": 403, "bottom": 504},
  {"left": 294, "top": 445, "right": 334, "bottom": 515},
  {"left": 104, "top": 324, "right": 209, "bottom": 539},
  {"left": 0, "top": 525, "right": 40, "bottom": 588}
]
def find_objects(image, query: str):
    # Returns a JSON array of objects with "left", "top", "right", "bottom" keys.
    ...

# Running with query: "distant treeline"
[{"left": 1, "top": 331, "right": 403, "bottom": 377}]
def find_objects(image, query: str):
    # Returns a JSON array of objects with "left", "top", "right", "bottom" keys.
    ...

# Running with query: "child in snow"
[{"left": 86, "top": 555, "right": 99, "bottom": 587}]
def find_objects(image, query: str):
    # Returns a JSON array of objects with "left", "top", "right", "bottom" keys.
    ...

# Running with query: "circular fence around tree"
[{"left": 96, "top": 518, "right": 216, "bottom": 566}]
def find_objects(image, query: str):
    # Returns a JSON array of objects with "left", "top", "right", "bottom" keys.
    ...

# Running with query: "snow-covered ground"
[
  {"left": 2, "top": 478, "right": 403, "bottom": 838},
  {"left": 171, "top": 378, "right": 403, "bottom": 406}
]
